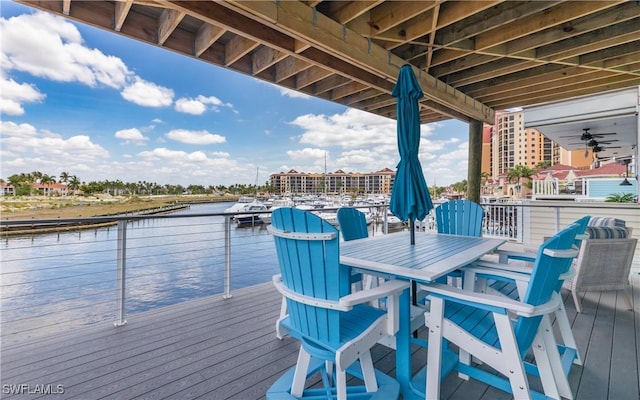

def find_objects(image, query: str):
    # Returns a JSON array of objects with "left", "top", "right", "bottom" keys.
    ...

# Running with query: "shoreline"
[{"left": 0, "top": 195, "right": 238, "bottom": 236}]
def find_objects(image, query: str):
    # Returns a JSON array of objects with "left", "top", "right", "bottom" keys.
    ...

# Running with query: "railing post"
[
  {"left": 516, "top": 203, "right": 524, "bottom": 242},
  {"left": 115, "top": 220, "right": 127, "bottom": 327},
  {"left": 223, "top": 215, "right": 232, "bottom": 299}
]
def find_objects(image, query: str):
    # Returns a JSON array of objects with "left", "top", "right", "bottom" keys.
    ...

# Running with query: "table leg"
[{"left": 396, "top": 287, "right": 412, "bottom": 397}]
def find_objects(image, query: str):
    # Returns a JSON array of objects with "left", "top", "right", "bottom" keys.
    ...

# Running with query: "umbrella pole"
[{"left": 410, "top": 220, "right": 415, "bottom": 245}]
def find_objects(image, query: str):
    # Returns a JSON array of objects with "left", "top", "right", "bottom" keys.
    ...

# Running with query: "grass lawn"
[{"left": 0, "top": 194, "right": 236, "bottom": 221}]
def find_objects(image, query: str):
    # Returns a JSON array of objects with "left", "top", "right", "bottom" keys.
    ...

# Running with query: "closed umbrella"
[{"left": 389, "top": 64, "right": 434, "bottom": 245}]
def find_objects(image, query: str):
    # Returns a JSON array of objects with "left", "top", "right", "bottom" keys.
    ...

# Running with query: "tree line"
[
  {"left": 2, "top": 164, "right": 543, "bottom": 198},
  {"left": 1, "top": 171, "right": 276, "bottom": 196}
]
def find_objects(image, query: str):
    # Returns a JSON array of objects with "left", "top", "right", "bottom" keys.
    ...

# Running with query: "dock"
[{"left": 1, "top": 278, "right": 639, "bottom": 399}]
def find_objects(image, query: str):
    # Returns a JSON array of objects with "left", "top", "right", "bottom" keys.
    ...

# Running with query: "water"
[{"left": 1, "top": 202, "right": 280, "bottom": 342}]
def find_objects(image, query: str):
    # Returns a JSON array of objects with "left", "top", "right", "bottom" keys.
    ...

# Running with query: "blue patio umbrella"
[{"left": 389, "top": 64, "right": 434, "bottom": 245}]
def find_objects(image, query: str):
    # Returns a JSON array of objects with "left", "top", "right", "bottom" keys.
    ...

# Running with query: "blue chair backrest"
[
  {"left": 271, "top": 207, "right": 351, "bottom": 345},
  {"left": 572, "top": 215, "right": 591, "bottom": 247},
  {"left": 435, "top": 200, "right": 483, "bottom": 237},
  {"left": 514, "top": 221, "right": 581, "bottom": 354},
  {"left": 337, "top": 208, "right": 369, "bottom": 241}
]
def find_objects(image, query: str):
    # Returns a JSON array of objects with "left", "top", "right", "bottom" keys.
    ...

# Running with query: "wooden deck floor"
[{"left": 2, "top": 276, "right": 639, "bottom": 400}]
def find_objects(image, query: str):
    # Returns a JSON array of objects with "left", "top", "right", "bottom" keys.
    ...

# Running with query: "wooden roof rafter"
[{"left": 15, "top": 0, "right": 640, "bottom": 128}]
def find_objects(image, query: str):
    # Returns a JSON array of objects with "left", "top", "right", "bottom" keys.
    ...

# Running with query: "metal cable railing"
[{"left": 2, "top": 201, "right": 637, "bottom": 345}]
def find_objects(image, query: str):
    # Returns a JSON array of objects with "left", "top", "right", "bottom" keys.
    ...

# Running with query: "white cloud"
[
  {"left": 1, "top": 12, "right": 131, "bottom": 88},
  {"left": 286, "top": 148, "right": 328, "bottom": 160},
  {"left": 174, "top": 95, "right": 234, "bottom": 115},
  {"left": 166, "top": 129, "right": 226, "bottom": 145},
  {"left": 285, "top": 107, "right": 469, "bottom": 185},
  {"left": 0, "top": 76, "right": 46, "bottom": 115},
  {"left": 115, "top": 128, "right": 148, "bottom": 145},
  {"left": 279, "top": 87, "right": 311, "bottom": 99},
  {"left": 290, "top": 108, "right": 398, "bottom": 148},
  {"left": 0, "top": 120, "right": 110, "bottom": 177},
  {"left": 174, "top": 98, "right": 207, "bottom": 115},
  {"left": 121, "top": 77, "right": 174, "bottom": 107}
]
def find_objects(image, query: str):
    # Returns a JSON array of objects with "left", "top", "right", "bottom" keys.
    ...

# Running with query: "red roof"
[{"left": 574, "top": 162, "right": 626, "bottom": 177}]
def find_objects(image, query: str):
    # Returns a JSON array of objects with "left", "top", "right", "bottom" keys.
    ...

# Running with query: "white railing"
[{"left": 415, "top": 201, "right": 523, "bottom": 241}]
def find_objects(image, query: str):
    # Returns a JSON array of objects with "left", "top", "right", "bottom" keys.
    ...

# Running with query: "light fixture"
[
  {"left": 619, "top": 158, "right": 633, "bottom": 186},
  {"left": 620, "top": 175, "right": 632, "bottom": 186}
]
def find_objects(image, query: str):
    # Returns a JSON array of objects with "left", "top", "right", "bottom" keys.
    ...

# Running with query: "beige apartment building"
[{"left": 269, "top": 168, "right": 395, "bottom": 195}]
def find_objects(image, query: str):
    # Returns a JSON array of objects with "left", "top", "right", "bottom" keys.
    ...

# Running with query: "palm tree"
[
  {"left": 59, "top": 172, "right": 70, "bottom": 183},
  {"left": 40, "top": 174, "right": 56, "bottom": 184},
  {"left": 506, "top": 165, "right": 537, "bottom": 198},
  {"left": 68, "top": 175, "right": 81, "bottom": 194}
]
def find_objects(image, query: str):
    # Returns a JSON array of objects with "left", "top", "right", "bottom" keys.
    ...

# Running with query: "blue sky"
[{"left": 1, "top": 2, "right": 471, "bottom": 187}]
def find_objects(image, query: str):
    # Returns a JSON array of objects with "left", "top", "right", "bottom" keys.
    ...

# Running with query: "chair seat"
[{"left": 281, "top": 304, "right": 386, "bottom": 357}]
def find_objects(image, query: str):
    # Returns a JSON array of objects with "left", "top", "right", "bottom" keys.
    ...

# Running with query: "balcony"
[{"left": 1, "top": 202, "right": 639, "bottom": 399}]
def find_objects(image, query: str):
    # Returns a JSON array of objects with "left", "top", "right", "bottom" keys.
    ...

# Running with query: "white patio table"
[{"left": 340, "top": 231, "right": 505, "bottom": 399}]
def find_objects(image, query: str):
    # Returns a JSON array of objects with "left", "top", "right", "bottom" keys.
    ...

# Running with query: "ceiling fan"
[
  {"left": 563, "top": 128, "right": 617, "bottom": 157},
  {"left": 561, "top": 128, "right": 616, "bottom": 141}
]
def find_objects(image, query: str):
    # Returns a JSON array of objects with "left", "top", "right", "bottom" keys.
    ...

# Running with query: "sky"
[{"left": 0, "top": 1, "right": 472, "bottom": 188}]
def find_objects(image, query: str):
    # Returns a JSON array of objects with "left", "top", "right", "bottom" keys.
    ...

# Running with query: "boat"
[
  {"left": 235, "top": 200, "right": 269, "bottom": 227},
  {"left": 313, "top": 210, "right": 339, "bottom": 226},
  {"left": 382, "top": 210, "right": 405, "bottom": 231},
  {"left": 224, "top": 196, "right": 255, "bottom": 213}
]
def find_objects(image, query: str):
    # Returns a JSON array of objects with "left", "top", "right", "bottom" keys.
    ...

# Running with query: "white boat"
[
  {"left": 382, "top": 210, "right": 405, "bottom": 231},
  {"left": 224, "top": 196, "right": 255, "bottom": 213},
  {"left": 269, "top": 197, "right": 295, "bottom": 210},
  {"left": 313, "top": 211, "right": 339, "bottom": 226},
  {"left": 230, "top": 200, "right": 269, "bottom": 227}
]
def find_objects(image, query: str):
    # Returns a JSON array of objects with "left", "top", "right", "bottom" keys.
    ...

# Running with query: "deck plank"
[{"left": 1, "top": 277, "right": 639, "bottom": 400}]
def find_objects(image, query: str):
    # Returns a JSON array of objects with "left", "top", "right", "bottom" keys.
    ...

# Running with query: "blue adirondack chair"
[
  {"left": 435, "top": 199, "right": 484, "bottom": 237},
  {"left": 267, "top": 207, "right": 408, "bottom": 400},
  {"left": 466, "top": 215, "right": 591, "bottom": 366},
  {"left": 420, "top": 221, "right": 581, "bottom": 400},
  {"left": 431, "top": 199, "right": 484, "bottom": 286},
  {"left": 337, "top": 207, "right": 369, "bottom": 241}
]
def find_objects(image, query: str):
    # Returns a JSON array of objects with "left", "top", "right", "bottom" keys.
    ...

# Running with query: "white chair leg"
[
  {"left": 325, "top": 360, "right": 334, "bottom": 384},
  {"left": 552, "top": 292, "right": 582, "bottom": 365},
  {"left": 291, "top": 347, "right": 312, "bottom": 397},
  {"left": 532, "top": 315, "right": 571, "bottom": 400},
  {"left": 493, "top": 313, "right": 532, "bottom": 400},
  {"left": 359, "top": 351, "right": 378, "bottom": 392},
  {"left": 572, "top": 290, "right": 582, "bottom": 313},
  {"left": 336, "top": 366, "right": 347, "bottom": 400},
  {"left": 425, "top": 298, "right": 444, "bottom": 400},
  {"left": 276, "top": 297, "right": 289, "bottom": 339}
]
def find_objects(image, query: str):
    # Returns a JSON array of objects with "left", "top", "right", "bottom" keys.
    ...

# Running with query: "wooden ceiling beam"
[
  {"left": 194, "top": 23, "right": 225, "bottom": 57},
  {"left": 477, "top": 70, "right": 623, "bottom": 103},
  {"left": 158, "top": 8, "right": 185, "bottom": 45},
  {"left": 225, "top": 35, "right": 259, "bottom": 66},
  {"left": 114, "top": 0, "right": 132, "bottom": 32},
  {"left": 348, "top": 1, "right": 437, "bottom": 37},
  {"left": 435, "top": 1, "right": 554, "bottom": 47},
  {"left": 463, "top": 65, "right": 587, "bottom": 97},
  {"left": 488, "top": 75, "right": 640, "bottom": 109},
  {"left": 323, "top": 1, "right": 382, "bottom": 25},
  {"left": 312, "top": 75, "right": 351, "bottom": 96},
  {"left": 223, "top": 0, "right": 493, "bottom": 123},
  {"left": 295, "top": 66, "right": 333, "bottom": 90},
  {"left": 252, "top": 46, "right": 287, "bottom": 75},
  {"left": 474, "top": 1, "right": 621, "bottom": 51},
  {"left": 329, "top": 82, "right": 367, "bottom": 101},
  {"left": 274, "top": 56, "right": 312, "bottom": 83}
]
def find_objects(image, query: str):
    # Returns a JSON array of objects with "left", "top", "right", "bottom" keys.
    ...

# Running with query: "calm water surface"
[{"left": 1, "top": 202, "right": 280, "bottom": 341}]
